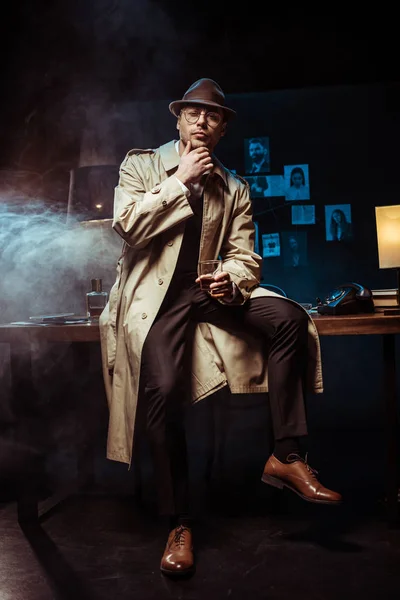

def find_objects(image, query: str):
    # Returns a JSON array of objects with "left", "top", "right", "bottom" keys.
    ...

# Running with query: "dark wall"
[
  {"left": 114, "top": 81, "right": 399, "bottom": 303},
  {"left": 216, "top": 81, "right": 398, "bottom": 303}
]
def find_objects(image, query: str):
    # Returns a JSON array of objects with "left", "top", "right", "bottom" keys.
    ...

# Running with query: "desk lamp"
[
  {"left": 375, "top": 205, "right": 400, "bottom": 315},
  {"left": 66, "top": 165, "right": 122, "bottom": 297}
]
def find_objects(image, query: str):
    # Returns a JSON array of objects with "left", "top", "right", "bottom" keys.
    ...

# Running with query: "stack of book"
[{"left": 371, "top": 288, "right": 399, "bottom": 311}]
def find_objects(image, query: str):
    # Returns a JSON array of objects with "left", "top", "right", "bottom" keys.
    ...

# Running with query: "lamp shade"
[{"left": 375, "top": 205, "right": 400, "bottom": 268}]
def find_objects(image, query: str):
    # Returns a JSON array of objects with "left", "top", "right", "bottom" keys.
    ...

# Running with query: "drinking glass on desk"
[{"left": 198, "top": 260, "right": 223, "bottom": 292}]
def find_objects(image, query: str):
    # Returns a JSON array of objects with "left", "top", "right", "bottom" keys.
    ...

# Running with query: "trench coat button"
[
  {"left": 167, "top": 241, "right": 173, "bottom": 246},
  {"left": 141, "top": 313, "right": 147, "bottom": 319},
  {"left": 151, "top": 185, "right": 161, "bottom": 194},
  {"left": 162, "top": 200, "right": 167, "bottom": 207},
  {"left": 158, "top": 278, "right": 163, "bottom": 285}
]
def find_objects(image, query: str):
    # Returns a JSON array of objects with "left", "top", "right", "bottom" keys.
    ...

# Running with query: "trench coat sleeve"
[
  {"left": 112, "top": 152, "right": 194, "bottom": 248},
  {"left": 219, "top": 177, "right": 262, "bottom": 305}
]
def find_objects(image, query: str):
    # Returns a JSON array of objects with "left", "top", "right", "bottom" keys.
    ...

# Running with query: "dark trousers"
[{"left": 140, "top": 281, "right": 309, "bottom": 515}]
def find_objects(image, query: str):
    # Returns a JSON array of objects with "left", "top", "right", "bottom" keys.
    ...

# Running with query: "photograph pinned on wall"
[
  {"left": 291, "top": 204, "right": 316, "bottom": 225},
  {"left": 281, "top": 231, "right": 308, "bottom": 267},
  {"left": 245, "top": 175, "right": 284, "bottom": 198},
  {"left": 244, "top": 137, "right": 270, "bottom": 174},
  {"left": 325, "top": 204, "right": 353, "bottom": 241},
  {"left": 253, "top": 220, "right": 260, "bottom": 256},
  {"left": 284, "top": 164, "right": 310, "bottom": 201},
  {"left": 262, "top": 233, "right": 280, "bottom": 258}
]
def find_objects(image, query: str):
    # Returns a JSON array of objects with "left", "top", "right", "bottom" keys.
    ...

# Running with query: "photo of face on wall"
[
  {"left": 325, "top": 204, "right": 353, "bottom": 242},
  {"left": 245, "top": 175, "right": 284, "bottom": 198},
  {"left": 245, "top": 137, "right": 270, "bottom": 174},
  {"left": 281, "top": 231, "right": 308, "bottom": 267},
  {"left": 284, "top": 164, "right": 310, "bottom": 201},
  {"left": 262, "top": 232, "right": 280, "bottom": 258}
]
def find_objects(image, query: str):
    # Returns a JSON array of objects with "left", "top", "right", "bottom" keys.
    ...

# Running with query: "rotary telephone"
[{"left": 317, "top": 282, "right": 375, "bottom": 315}]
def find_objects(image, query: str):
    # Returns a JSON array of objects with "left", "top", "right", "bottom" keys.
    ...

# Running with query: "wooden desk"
[
  {"left": 1, "top": 313, "right": 399, "bottom": 523},
  {"left": 314, "top": 313, "right": 400, "bottom": 524},
  {"left": 0, "top": 322, "right": 100, "bottom": 523}
]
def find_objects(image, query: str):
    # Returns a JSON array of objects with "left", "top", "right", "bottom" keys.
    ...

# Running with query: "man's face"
[
  {"left": 177, "top": 104, "right": 226, "bottom": 153},
  {"left": 249, "top": 142, "right": 267, "bottom": 164}
]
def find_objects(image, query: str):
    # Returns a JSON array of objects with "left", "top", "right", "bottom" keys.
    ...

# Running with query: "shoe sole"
[
  {"left": 160, "top": 566, "right": 195, "bottom": 578},
  {"left": 261, "top": 473, "right": 342, "bottom": 505}
]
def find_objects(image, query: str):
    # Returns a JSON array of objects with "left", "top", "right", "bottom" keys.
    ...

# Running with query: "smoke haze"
[{"left": 0, "top": 201, "right": 123, "bottom": 323}]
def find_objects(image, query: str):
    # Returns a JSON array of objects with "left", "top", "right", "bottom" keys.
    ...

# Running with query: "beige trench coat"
[{"left": 99, "top": 140, "right": 323, "bottom": 466}]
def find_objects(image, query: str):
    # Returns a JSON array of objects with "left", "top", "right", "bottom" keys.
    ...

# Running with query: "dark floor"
[
  {"left": 1, "top": 444, "right": 400, "bottom": 600},
  {"left": 0, "top": 359, "right": 399, "bottom": 600}
]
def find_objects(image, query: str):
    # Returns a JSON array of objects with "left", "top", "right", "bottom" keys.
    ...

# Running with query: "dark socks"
[
  {"left": 273, "top": 437, "right": 303, "bottom": 463},
  {"left": 169, "top": 514, "right": 192, "bottom": 531}
]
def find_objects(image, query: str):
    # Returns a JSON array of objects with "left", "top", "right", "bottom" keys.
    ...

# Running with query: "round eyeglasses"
[{"left": 181, "top": 108, "right": 222, "bottom": 128}]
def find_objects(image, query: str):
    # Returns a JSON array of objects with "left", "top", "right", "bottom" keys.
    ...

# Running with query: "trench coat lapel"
[
  {"left": 159, "top": 140, "right": 180, "bottom": 173},
  {"left": 158, "top": 141, "right": 226, "bottom": 256},
  {"left": 201, "top": 161, "right": 225, "bottom": 259}
]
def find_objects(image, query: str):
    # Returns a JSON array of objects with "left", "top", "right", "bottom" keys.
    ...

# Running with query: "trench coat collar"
[{"left": 159, "top": 140, "right": 228, "bottom": 186}]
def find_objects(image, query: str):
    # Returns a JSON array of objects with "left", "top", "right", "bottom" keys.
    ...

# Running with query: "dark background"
[
  {"left": 1, "top": 3, "right": 398, "bottom": 300},
  {"left": 0, "top": 4, "right": 398, "bottom": 174},
  {"left": 0, "top": 3, "right": 399, "bottom": 500}
]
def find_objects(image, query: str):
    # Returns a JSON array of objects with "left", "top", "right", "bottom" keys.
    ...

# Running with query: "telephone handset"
[{"left": 317, "top": 282, "right": 375, "bottom": 315}]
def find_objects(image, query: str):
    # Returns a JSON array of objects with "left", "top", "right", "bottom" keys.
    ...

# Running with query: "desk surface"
[{"left": 0, "top": 312, "right": 400, "bottom": 343}]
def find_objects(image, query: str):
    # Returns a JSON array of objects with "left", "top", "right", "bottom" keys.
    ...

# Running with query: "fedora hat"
[{"left": 169, "top": 78, "right": 236, "bottom": 120}]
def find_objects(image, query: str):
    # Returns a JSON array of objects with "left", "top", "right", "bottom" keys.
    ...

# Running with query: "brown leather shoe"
[
  {"left": 160, "top": 525, "right": 194, "bottom": 577},
  {"left": 262, "top": 453, "right": 342, "bottom": 505}
]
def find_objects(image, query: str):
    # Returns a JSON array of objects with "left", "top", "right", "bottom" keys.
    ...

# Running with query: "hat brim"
[{"left": 169, "top": 99, "right": 236, "bottom": 120}]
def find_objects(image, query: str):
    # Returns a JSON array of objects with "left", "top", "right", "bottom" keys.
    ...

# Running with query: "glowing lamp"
[{"left": 375, "top": 205, "right": 400, "bottom": 312}]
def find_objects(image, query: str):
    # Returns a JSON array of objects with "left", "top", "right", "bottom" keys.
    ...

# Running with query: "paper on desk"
[
  {"left": 29, "top": 314, "right": 89, "bottom": 324},
  {"left": 29, "top": 313, "right": 75, "bottom": 322},
  {"left": 10, "top": 321, "right": 48, "bottom": 326},
  {"left": 11, "top": 317, "right": 90, "bottom": 325}
]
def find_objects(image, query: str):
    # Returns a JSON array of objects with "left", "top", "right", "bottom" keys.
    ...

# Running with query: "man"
[
  {"left": 99, "top": 78, "right": 341, "bottom": 578},
  {"left": 247, "top": 137, "right": 270, "bottom": 174}
]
